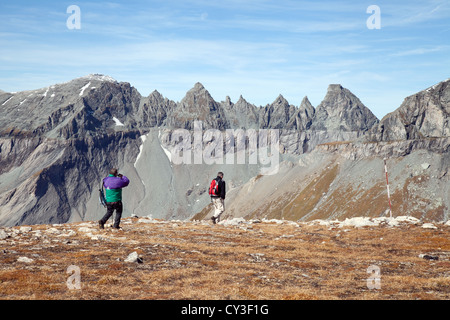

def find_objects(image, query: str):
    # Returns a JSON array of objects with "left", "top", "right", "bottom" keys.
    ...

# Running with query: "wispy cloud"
[
  {"left": 382, "top": 0, "right": 450, "bottom": 27},
  {"left": 390, "top": 45, "right": 448, "bottom": 57}
]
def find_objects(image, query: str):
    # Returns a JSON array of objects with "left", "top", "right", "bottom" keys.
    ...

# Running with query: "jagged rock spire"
[{"left": 310, "top": 84, "right": 379, "bottom": 132}]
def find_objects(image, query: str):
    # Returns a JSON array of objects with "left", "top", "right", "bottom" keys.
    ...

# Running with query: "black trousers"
[{"left": 100, "top": 201, "right": 123, "bottom": 228}]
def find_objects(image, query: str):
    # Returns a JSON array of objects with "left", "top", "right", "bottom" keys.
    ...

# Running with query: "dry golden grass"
[
  {"left": 0, "top": 217, "right": 449, "bottom": 300},
  {"left": 280, "top": 165, "right": 339, "bottom": 220}
]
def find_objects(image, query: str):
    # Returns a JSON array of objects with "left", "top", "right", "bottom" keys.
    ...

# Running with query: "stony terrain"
[{"left": 1, "top": 216, "right": 449, "bottom": 300}]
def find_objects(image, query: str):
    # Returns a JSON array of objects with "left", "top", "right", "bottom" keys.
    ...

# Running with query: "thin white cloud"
[
  {"left": 0, "top": 37, "right": 290, "bottom": 70},
  {"left": 382, "top": 0, "right": 450, "bottom": 27},
  {"left": 217, "top": 16, "right": 362, "bottom": 33},
  {"left": 390, "top": 45, "right": 448, "bottom": 57}
]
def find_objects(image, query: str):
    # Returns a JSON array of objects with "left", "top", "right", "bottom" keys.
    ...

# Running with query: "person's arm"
[
  {"left": 118, "top": 175, "right": 130, "bottom": 188},
  {"left": 104, "top": 175, "right": 130, "bottom": 189}
]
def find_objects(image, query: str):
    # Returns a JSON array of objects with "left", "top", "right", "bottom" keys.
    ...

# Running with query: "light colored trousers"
[{"left": 212, "top": 197, "right": 225, "bottom": 219}]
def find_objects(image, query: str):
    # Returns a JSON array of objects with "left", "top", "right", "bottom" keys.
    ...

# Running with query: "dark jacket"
[{"left": 211, "top": 177, "right": 226, "bottom": 200}]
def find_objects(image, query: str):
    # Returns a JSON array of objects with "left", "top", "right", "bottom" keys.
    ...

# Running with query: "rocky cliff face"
[
  {"left": 367, "top": 79, "right": 450, "bottom": 141},
  {"left": 311, "top": 84, "right": 379, "bottom": 132},
  {"left": 0, "top": 75, "right": 144, "bottom": 226},
  {"left": 0, "top": 75, "right": 448, "bottom": 226},
  {"left": 166, "top": 82, "right": 228, "bottom": 130},
  {"left": 286, "top": 96, "right": 315, "bottom": 131},
  {"left": 137, "top": 90, "right": 177, "bottom": 128}
]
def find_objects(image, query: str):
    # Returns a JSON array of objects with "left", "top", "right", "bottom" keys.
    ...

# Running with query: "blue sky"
[{"left": 0, "top": 0, "right": 449, "bottom": 119}]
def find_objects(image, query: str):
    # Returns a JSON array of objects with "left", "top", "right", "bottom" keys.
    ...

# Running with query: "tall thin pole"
[{"left": 384, "top": 158, "right": 392, "bottom": 218}]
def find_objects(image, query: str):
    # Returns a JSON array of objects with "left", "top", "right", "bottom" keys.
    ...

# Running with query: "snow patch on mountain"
[
  {"left": 158, "top": 130, "right": 172, "bottom": 162},
  {"left": 79, "top": 82, "right": 91, "bottom": 96},
  {"left": 2, "top": 96, "right": 13, "bottom": 106},
  {"left": 113, "top": 116, "right": 124, "bottom": 126},
  {"left": 81, "top": 74, "right": 117, "bottom": 83},
  {"left": 134, "top": 134, "right": 148, "bottom": 167}
]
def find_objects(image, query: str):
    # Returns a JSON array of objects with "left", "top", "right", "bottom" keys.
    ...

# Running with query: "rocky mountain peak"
[
  {"left": 258, "top": 94, "right": 296, "bottom": 129},
  {"left": 181, "top": 82, "right": 213, "bottom": 102},
  {"left": 273, "top": 94, "right": 288, "bottom": 105},
  {"left": 191, "top": 82, "right": 206, "bottom": 92},
  {"left": 322, "top": 84, "right": 354, "bottom": 102},
  {"left": 327, "top": 84, "right": 344, "bottom": 92},
  {"left": 77, "top": 74, "right": 118, "bottom": 83},
  {"left": 310, "top": 84, "right": 378, "bottom": 132},
  {"left": 300, "top": 96, "right": 314, "bottom": 110},
  {"left": 224, "top": 95, "right": 232, "bottom": 106},
  {"left": 148, "top": 89, "right": 164, "bottom": 100},
  {"left": 424, "top": 78, "right": 450, "bottom": 94},
  {"left": 231, "top": 95, "right": 251, "bottom": 108},
  {"left": 367, "top": 79, "right": 450, "bottom": 141},
  {"left": 284, "top": 96, "right": 315, "bottom": 131},
  {"left": 221, "top": 94, "right": 259, "bottom": 129},
  {"left": 167, "top": 83, "right": 227, "bottom": 130}
]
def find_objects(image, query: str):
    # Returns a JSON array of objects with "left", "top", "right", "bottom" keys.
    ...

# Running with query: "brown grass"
[
  {"left": 0, "top": 218, "right": 449, "bottom": 300},
  {"left": 191, "top": 203, "right": 214, "bottom": 221},
  {"left": 271, "top": 165, "right": 339, "bottom": 220},
  {"left": 389, "top": 174, "right": 446, "bottom": 222},
  {"left": 310, "top": 181, "right": 388, "bottom": 220}
]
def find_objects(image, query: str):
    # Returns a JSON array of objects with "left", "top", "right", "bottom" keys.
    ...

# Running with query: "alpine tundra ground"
[{"left": 0, "top": 216, "right": 449, "bottom": 300}]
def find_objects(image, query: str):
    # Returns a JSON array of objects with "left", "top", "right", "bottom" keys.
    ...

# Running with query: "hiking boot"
[{"left": 98, "top": 220, "right": 105, "bottom": 229}]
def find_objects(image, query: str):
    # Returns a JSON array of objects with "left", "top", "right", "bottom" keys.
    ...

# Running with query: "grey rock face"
[
  {"left": 0, "top": 132, "right": 141, "bottom": 226},
  {"left": 0, "top": 74, "right": 141, "bottom": 139},
  {"left": 310, "top": 84, "right": 379, "bottom": 132},
  {"left": 0, "top": 75, "right": 146, "bottom": 226},
  {"left": 137, "top": 90, "right": 176, "bottom": 128},
  {"left": 259, "top": 95, "right": 297, "bottom": 129},
  {"left": 367, "top": 79, "right": 450, "bottom": 142},
  {"left": 221, "top": 95, "right": 260, "bottom": 129},
  {"left": 166, "top": 82, "right": 229, "bottom": 130},
  {"left": 286, "top": 96, "right": 315, "bottom": 131}
]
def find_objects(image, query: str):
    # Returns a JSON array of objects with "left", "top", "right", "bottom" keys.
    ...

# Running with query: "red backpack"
[{"left": 209, "top": 178, "right": 220, "bottom": 196}]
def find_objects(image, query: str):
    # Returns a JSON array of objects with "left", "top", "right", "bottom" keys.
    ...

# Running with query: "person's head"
[
  {"left": 110, "top": 168, "right": 118, "bottom": 177},
  {"left": 217, "top": 172, "right": 224, "bottom": 179}
]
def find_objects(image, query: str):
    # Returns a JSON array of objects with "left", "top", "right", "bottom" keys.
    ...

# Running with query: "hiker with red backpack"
[{"left": 209, "top": 172, "right": 226, "bottom": 224}]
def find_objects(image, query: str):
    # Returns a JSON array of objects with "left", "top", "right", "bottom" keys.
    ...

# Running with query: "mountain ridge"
[
  {"left": 367, "top": 78, "right": 450, "bottom": 142},
  {"left": 0, "top": 74, "right": 381, "bottom": 135},
  {"left": 0, "top": 75, "right": 449, "bottom": 226}
]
